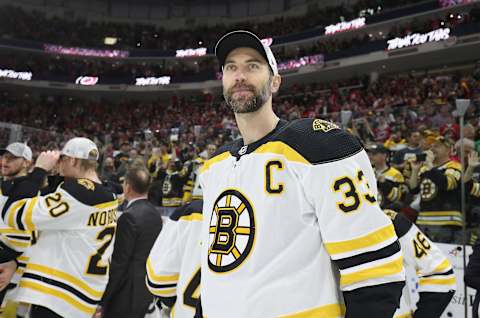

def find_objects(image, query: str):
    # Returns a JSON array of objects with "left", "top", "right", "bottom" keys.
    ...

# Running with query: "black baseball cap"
[{"left": 215, "top": 30, "right": 279, "bottom": 76}]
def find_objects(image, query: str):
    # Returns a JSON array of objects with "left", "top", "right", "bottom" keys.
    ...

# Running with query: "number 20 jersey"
[
  {"left": 1, "top": 175, "right": 118, "bottom": 318},
  {"left": 198, "top": 119, "right": 405, "bottom": 318}
]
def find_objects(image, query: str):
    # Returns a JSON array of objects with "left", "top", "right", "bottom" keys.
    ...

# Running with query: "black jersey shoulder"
[
  {"left": 1, "top": 178, "right": 20, "bottom": 195},
  {"left": 271, "top": 118, "right": 363, "bottom": 164},
  {"left": 384, "top": 209, "right": 413, "bottom": 239},
  {"left": 60, "top": 178, "right": 117, "bottom": 206},
  {"left": 170, "top": 199, "right": 203, "bottom": 221},
  {"left": 1, "top": 173, "right": 48, "bottom": 199},
  {"left": 212, "top": 139, "right": 241, "bottom": 158},
  {"left": 43, "top": 175, "right": 65, "bottom": 194}
]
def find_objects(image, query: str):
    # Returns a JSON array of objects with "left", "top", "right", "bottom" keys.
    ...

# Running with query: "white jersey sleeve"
[
  {"left": 146, "top": 218, "right": 180, "bottom": 299},
  {"left": 147, "top": 200, "right": 203, "bottom": 318},
  {"left": 302, "top": 150, "right": 405, "bottom": 291}
]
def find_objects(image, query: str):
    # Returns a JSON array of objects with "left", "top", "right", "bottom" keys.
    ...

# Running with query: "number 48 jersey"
[
  {"left": 385, "top": 210, "right": 456, "bottom": 318},
  {"left": 1, "top": 171, "right": 118, "bottom": 318},
  {"left": 199, "top": 119, "right": 405, "bottom": 318},
  {"left": 146, "top": 200, "right": 203, "bottom": 318}
]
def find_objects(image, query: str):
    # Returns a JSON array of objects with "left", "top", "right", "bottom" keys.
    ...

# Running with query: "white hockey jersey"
[
  {"left": 146, "top": 200, "right": 202, "bottom": 318},
  {"left": 198, "top": 119, "right": 405, "bottom": 318},
  {"left": 1, "top": 173, "right": 118, "bottom": 318},
  {"left": 0, "top": 178, "right": 38, "bottom": 256},
  {"left": 385, "top": 210, "right": 456, "bottom": 318}
]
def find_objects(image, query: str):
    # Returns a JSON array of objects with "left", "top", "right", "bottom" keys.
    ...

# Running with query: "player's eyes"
[
  {"left": 224, "top": 64, "right": 236, "bottom": 71},
  {"left": 248, "top": 63, "right": 260, "bottom": 70}
]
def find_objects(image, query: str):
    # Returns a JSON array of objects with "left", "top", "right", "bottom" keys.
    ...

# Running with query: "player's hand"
[
  {"left": 0, "top": 260, "right": 17, "bottom": 291},
  {"left": 410, "top": 160, "right": 422, "bottom": 171},
  {"left": 92, "top": 305, "right": 103, "bottom": 318},
  {"left": 468, "top": 151, "right": 480, "bottom": 168},
  {"left": 35, "top": 150, "right": 61, "bottom": 172}
]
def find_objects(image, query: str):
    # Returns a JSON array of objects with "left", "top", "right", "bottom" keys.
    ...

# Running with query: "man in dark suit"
[{"left": 97, "top": 167, "right": 163, "bottom": 318}]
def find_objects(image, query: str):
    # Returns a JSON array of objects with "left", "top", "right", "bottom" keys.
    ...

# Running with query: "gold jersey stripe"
[
  {"left": 0, "top": 228, "right": 32, "bottom": 235},
  {"left": 7, "top": 199, "right": 27, "bottom": 229},
  {"left": 432, "top": 259, "right": 452, "bottom": 274},
  {"left": 25, "top": 196, "right": 39, "bottom": 231},
  {"left": 418, "top": 211, "right": 462, "bottom": 216},
  {"left": 279, "top": 303, "right": 345, "bottom": 318},
  {"left": 419, "top": 277, "right": 456, "bottom": 286},
  {"left": 340, "top": 256, "right": 403, "bottom": 287},
  {"left": 200, "top": 152, "right": 232, "bottom": 174},
  {"left": 17, "top": 255, "right": 29, "bottom": 263},
  {"left": 27, "top": 263, "right": 102, "bottom": 298},
  {"left": 255, "top": 141, "right": 309, "bottom": 164},
  {"left": 94, "top": 200, "right": 118, "bottom": 210},
  {"left": 324, "top": 224, "right": 396, "bottom": 256},
  {"left": 149, "top": 287, "right": 176, "bottom": 297},
  {"left": 179, "top": 213, "right": 203, "bottom": 222},
  {"left": 19, "top": 281, "right": 95, "bottom": 315},
  {"left": 4, "top": 239, "right": 30, "bottom": 249},
  {"left": 146, "top": 258, "right": 179, "bottom": 283}
]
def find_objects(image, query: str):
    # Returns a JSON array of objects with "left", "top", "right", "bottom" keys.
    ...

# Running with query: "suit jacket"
[{"left": 102, "top": 198, "right": 163, "bottom": 318}]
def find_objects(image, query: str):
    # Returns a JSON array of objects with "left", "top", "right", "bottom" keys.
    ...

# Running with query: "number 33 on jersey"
[{"left": 199, "top": 119, "right": 405, "bottom": 318}]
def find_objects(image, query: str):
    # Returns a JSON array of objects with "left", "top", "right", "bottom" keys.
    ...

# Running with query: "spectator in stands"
[
  {"left": 367, "top": 144, "right": 405, "bottom": 210},
  {"left": 432, "top": 104, "right": 454, "bottom": 128},
  {"left": 98, "top": 167, "right": 162, "bottom": 318},
  {"left": 462, "top": 140, "right": 480, "bottom": 231},
  {"left": 114, "top": 142, "right": 130, "bottom": 170},
  {"left": 100, "top": 157, "right": 119, "bottom": 184},
  {"left": 392, "top": 131, "right": 423, "bottom": 171},
  {"left": 159, "top": 158, "right": 191, "bottom": 217},
  {"left": 409, "top": 137, "right": 462, "bottom": 243}
]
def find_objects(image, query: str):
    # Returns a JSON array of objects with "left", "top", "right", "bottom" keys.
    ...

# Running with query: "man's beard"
[
  {"left": 2, "top": 166, "right": 23, "bottom": 178},
  {"left": 224, "top": 80, "right": 271, "bottom": 114}
]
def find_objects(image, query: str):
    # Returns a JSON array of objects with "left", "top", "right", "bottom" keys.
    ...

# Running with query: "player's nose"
[{"left": 233, "top": 69, "right": 248, "bottom": 82}]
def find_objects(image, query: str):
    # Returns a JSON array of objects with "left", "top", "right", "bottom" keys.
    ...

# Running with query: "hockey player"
[
  {"left": 0, "top": 143, "right": 36, "bottom": 258},
  {"left": 385, "top": 210, "right": 455, "bottom": 318},
  {"left": 146, "top": 199, "right": 202, "bottom": 318},
  {"left": 196, "top": 30, "right": 405, "bottom": 318},
  {"left": 0, "top": 143, "right": 37, "bottom": 317},
  {"left": 0, "top": 137, "right": 119, "bottom": 318}
]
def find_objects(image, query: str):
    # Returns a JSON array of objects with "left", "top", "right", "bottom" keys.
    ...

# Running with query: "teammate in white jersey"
[
  {"left": 0, "top": 137, "right": 118, "bottom": 318},
  {"left": 196, "top": 30, "right": 406, "bottom": 318},
  {"left": 146, "top": 199, "right": 203, "bottom": 318},
  {"left": 385, "top": 210, "right": 455, "bottom": 318}
]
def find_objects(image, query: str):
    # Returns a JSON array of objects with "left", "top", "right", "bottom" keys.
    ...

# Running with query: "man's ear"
[
  {"left": 271, "top": 75, "right": 282, "bottom": 94},
  {"left": 123, "top": 182, "right": 130, "bottom": 196},
  {"left": 22, "top": 160, "right": 31, "bottom": 170},
  {"left": 72, "top": 158, "right": 80, "bottom": 168}
]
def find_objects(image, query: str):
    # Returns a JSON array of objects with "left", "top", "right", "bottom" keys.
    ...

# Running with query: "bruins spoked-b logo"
[
  {"left": 420, "top": 178, "right": 437, "bottom": 201},
  {"left": 208, "top": 189, "right": 255, "bottom": 273}
]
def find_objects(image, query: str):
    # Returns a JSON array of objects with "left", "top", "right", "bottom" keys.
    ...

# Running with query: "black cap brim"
[{"left": 215, "top": 31, "right": 270, "bottom": 69}]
